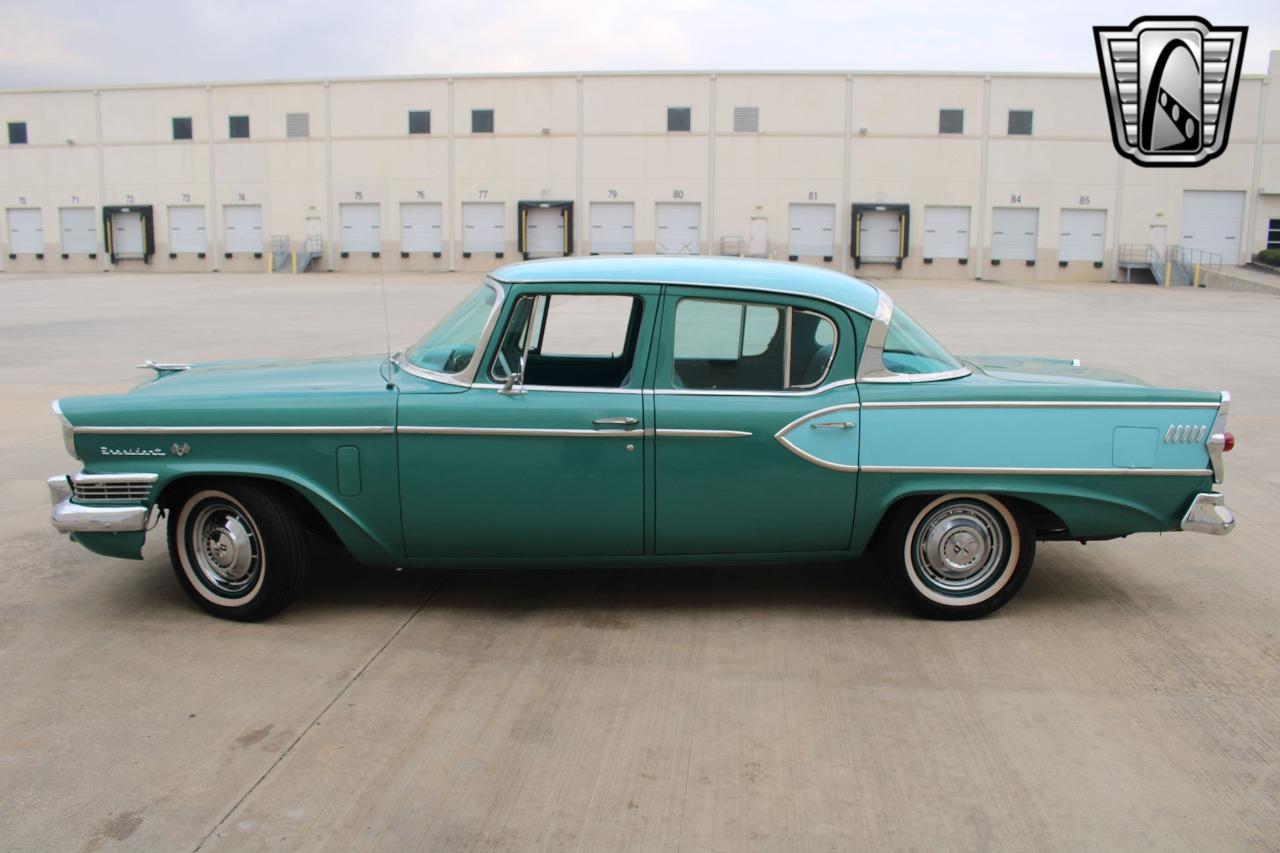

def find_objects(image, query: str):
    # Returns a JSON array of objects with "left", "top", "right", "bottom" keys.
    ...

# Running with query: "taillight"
[{"left": 1223, "top": 432, "right": 1235, "bottom": 452}]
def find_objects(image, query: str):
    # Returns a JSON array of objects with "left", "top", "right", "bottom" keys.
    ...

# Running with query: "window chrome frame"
[
  {"left": 855, "top": 290, "right": 971, "bottom": 384},
  {"left": 397, "top": 279, "right": 506, "bottom": 387}
]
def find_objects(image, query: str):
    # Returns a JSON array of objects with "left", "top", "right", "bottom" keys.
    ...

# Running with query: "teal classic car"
[{"left": 49, "top": 257, "right": 1236, "bottom": 620}]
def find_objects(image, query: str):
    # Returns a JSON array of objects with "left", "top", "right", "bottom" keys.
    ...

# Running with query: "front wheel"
[
  {"left": 167, "top": 480, "right": 308, "bottom": 621},
  {"left": 886, "top": 493, "right": 1034, "bottom": 619}
]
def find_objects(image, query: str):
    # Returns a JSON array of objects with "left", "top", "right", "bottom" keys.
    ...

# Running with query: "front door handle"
[{"left": 593, "top": 416, "right": 639, "bottom": 428}]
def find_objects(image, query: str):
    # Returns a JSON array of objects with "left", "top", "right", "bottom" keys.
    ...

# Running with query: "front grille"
[{"left": 70, "top": 475, "right": 156, "bottom": 502}]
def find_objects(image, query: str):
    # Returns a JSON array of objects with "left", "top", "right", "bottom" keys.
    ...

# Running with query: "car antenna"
[{"left": 378, "top": 257, "right": 396, "bottom": 391}]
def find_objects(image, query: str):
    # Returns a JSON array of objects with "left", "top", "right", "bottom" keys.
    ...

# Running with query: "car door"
[
  {"left": 398, "top": 283, "right": 658, "bottom": 559},
  {"left": 652, "top": 287, "right": 860, "bottom": 555}
]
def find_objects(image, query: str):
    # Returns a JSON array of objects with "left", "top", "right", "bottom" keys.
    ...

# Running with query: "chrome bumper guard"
[
  {"left": 48, "top": 475, "right": 153, "bottom": 534},
  {"left": 1180, "top": 492, "right": 1235, "bottom": 536}
]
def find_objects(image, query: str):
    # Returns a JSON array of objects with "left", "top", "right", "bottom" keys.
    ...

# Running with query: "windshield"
[
  {"left": 880, "top": 307, "right": 964, "bottom": 376},
  {"left": 405, "top": 283, "right": 498, "bottom": 375}
]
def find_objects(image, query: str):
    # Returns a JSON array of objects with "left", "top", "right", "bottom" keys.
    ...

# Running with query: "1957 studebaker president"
[{"left": 49, "top": 257, "right": 1236, "bottom": 621}]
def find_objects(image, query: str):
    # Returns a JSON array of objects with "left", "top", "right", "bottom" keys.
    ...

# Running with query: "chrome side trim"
[
  {"left": 397, "top": 279, "right": 506, "bottom": 386},
  {"left": 860, "top": 465, "right": 1213, "bottom": 477},
  {"left": 399, "top": 426, "right": 644, "bottom": 438},
  {"left": 774, "top": 404, "right": 862, "bottom": 473},
  {"left": 654, "top": 428, "right": 752, "bottom": 438},
  {"left": 1207, "top": 390, "right": 1230, "bottom": 484},
  {"left": 1180, "top": 492, "right": 1235, "bottom": 535},
  {"left": 486, "top": 273, "right": 877, "bottom": 320},
  {"left": 854, "top": 290, "right": 971, "bottom": 384},
  {"left": 472, "top": 382, "right": 645, "bottom": 395},
  {"left": 48, "top": 476, "right": 153, "bottom": 533},
  {"left": 652, "top": 378, "right": 859, "bottom": 397},
  {"left": 861, "top": 400, "right": 1222, "bottom": 410},
  {"left": 75, "top": 425, "right": 395, "bottom": 435}
]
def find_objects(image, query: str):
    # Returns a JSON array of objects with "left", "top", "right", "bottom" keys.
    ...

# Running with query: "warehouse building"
[{"left": 2, "top": 54, "right": 1279, "bottom": 282}]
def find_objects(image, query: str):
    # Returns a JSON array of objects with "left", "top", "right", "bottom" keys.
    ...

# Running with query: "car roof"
[{"left": 488, "top": 256, "right": 881, "bottom": 318}]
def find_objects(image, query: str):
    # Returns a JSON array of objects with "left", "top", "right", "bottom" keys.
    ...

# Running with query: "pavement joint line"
[{"left": 190, "top": 572, "right": 451, "bottom": 852}]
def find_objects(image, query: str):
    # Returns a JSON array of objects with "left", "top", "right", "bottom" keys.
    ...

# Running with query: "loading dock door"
[
  {"left": 167, "top": 205, "right": 207, "bottom": 254},
  {"left": 462, "top": 202, "right": 505, "bottom": 253},
  {"left": 223, "top": 204, "right": 263, "bottom": 254},
  {"left": 990, "top": 208, "right": 1039, "bottom": 261},
  {"left": 112, "top": 211, "right": 145, "bottom": 256},
  {"left": 7, "top": 208, "right": 43, "bottom": 254},
  {"left": 655, "top": 202, "right": 700, "bottom": 254},
  {"left": 788, "top": 203, "right": 835, "bottom": 258},
  {"left": 1058, "top": 209, "right": 1106, "bottom": 263},
  {"left": 59, "top": 207, "right": 97, "bottom": 254},
  {"left": 400, "top": 202, "right": 443, "bottom": 253},
  {"left": 858, "top": 210, "right": 901, "bottom": 261},
  {"left": 523, "top": 205, "right": 568, "bottom": 258},
  {"left": 923, "top": 206, "right": 970, "bottom": 259},
  {"left": 589, "top": 202, "right": 634, "bottom": 254},
  {"left": 340, "top": 203, "right": 381, "bottom": 253},
  {"left": 1180, "top": 190, "right": 1245, "bottom": 263}
]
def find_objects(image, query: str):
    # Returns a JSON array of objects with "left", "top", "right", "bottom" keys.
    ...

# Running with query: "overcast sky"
[{"left": 0, "top": 0, "right": 1275, "bottom": 89}]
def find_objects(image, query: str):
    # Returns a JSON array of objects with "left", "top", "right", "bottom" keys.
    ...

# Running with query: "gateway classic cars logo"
[{"left": 1094, "top": 16, "right": 1247, "bottom": 167}]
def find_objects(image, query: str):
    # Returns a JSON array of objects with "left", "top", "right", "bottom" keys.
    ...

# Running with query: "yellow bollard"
[
  {"left": 1193, "top": 263, "right": 1202, "bottom": 287},
  {"left": 1164, "top": 261, "right": 1172, "bottom": 287},
  {"left": 291, "top": 251, "right": 297, "bottom": 274}
]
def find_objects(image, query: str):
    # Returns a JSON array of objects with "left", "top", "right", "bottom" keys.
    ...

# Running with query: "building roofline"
[{"left": 3, "top": 65, "right": 1266, "bottom": 96}]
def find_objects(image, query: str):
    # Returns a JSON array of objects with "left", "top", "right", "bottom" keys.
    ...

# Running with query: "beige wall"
[{"left": 3, "top": 54, "right": 1278, "bottom": 279}]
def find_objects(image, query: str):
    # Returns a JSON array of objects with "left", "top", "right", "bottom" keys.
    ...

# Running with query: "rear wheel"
[
  {"left": 886, "top": 493, "right": 1034, "bottom": 619},
  {"left": 167, "top": 480, "right": 308, "bottom": 621}
]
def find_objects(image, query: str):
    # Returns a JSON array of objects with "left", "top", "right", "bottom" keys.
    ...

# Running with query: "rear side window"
[{"left": 671, "top": 298, "right": 837, "bottom": 391}]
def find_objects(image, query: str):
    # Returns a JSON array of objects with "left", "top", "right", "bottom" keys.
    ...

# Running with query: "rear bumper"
[
  {"left": 1180, "top": 492, "right": 1235, "bottom": 536},
  {"left": 47, "top": 475, "right": 153, "bottom": 534}
]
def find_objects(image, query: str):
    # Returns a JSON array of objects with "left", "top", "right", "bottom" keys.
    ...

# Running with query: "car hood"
[
  {"left": 959, "top": 354, "right": 1150, "bottom": 387},
  {"left": 130, "top": 355, "right": 392, "bottom": 396}
]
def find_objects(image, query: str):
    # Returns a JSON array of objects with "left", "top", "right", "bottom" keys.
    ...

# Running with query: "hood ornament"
[{"left": 138, "top": 360, "right": 192, "bottom": 376}]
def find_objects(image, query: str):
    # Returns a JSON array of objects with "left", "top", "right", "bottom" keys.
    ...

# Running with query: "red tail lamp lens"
[{"left": 1223, "top": 432, "right": 1235, "bottom": 452}]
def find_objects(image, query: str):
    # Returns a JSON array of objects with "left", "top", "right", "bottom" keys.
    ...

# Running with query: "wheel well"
[
  {"left": 156, "top": 475, "right": 341, "bottom": 544},
  {"left": 872, "top": 492, "right": 1069, "bottom": 547}
]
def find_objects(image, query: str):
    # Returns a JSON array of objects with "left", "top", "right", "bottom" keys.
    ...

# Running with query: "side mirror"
[{"left": 499, "top": 354, "right": 528, "bottom": 395}]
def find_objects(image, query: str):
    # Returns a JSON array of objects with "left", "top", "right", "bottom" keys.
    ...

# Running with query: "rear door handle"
[
  {"left": 812, "top": 421, "right": 856, "bottom": 429},
  {"left": 593, "top": 416, "right": 639, "bottom": 428}
]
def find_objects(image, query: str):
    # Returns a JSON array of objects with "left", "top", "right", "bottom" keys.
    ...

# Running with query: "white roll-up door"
[
  {"left": 400, "top": 202, "right": 443, "bottom": 253},
  {"left": 788, "top": 203, "right": 835, "bottom": 257},
  {"left": 223, "top": 204, "right": 263, "bottom": 253},
  {"left": 167, "top": 205, "right": 207, "bottom": 254},
  {"left": 923, "top": 206, "right": 970, "bottom": 259},
  {"left": 655, "top": 202, "right": 700, "bottom": 255},
  {"left": 525, "top": 206, "right": 565, "bottom": 257},
  {"left": 59, "top": 207, "right": 97, "bottom": 254},
  {"left": 340, "top": 203, "right": 381, "bottom": 253},
  {"left": 7, "top": 208, "right": 44, "bottom": 255},
  {"left": 462, "top": 202, "right": 505, "bottom": 253},
  {"left": 111, "top": 211, "right": 145, "bottom": 256},
  {"left": 1180, "top": 191, "right": 1245, "bottom": 264},
  {"left": 589, "top": 202, "right": 634, "bottom": 254},
  {"left": 990, "top": 208, "right": 1039, "bottom": 261},
  {"left": 1058, "top": 209, "right": 1106, "bottom": 263},
  {"left": 858, "top": 210, "right": 901, "bottom": 261}
]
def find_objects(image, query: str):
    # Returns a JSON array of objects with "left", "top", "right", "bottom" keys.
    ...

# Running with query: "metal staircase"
[
  {"left": 297, "top": 234, "right": 323, "bottom": 272},
  {"left": 267, "top": 234, "right": 325, "bottom": 273},
  {"left": 1117, "top": 243, "right": 1222, "bottom": 287}
]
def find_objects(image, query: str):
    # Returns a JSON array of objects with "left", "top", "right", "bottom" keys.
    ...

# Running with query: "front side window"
[
  {"left": 880, "top": 307, "right": 963, "bottom": 376},
  {"left": 672, "top": 298, "right": 837, "bottom": 391},
  {"left": 490, "top": 293, "right": 640, "bottom": 388},
  {"left": 405, "top": 283, "right": 498, "bottom": 376}
]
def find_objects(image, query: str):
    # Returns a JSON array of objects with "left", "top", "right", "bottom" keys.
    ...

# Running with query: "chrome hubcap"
[
  {"left": 191, "top": 501, "right": 260, "bottom": 595},
  {"left": 913, "top": 501, "right": 1006, "bottom": 595}
]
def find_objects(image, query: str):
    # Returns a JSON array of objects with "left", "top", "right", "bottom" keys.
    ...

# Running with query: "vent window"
[
  {"left": 408, "top": 110, "right": 431, "bottom": 134},
  {"left": 471, "top": 109, "right": 494, "bottom": 133},
  {"left": 667, "top": 107, "right": 691, "bottom": 132},
  {"left": 733, "top": 106, "right": 759, "bottom": 133},
  {"left": 1008, "top": 110, "right": 1033, "bottom": 135},
  {"left": 939, "top": 109, "right": 964, "bottom": 134},
  {"left": 285, "top": 112, "right": 309, "bottom": 138}
]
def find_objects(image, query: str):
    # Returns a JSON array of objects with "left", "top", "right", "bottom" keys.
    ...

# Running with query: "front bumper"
[
  {"left": 1180, "top": 492, "right": 1235, "bottom": 536},
  {"left": 48, "top": 475, "right": 153, "bottom": 534}
]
